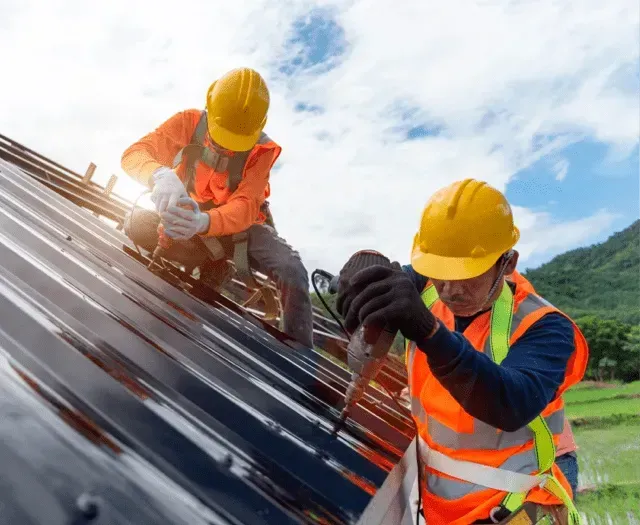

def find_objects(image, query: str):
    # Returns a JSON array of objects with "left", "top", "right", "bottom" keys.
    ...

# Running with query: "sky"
[{"left": 0, "top": 0, "right": 638, "bottom": 277}]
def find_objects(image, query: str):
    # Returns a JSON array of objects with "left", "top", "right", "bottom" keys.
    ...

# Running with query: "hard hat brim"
[
  {"left": 410, "top": 225, "right": 519, "bottom": 280},
  {"left": 208, "top": 122, "right": 261, "bottom": 152},
  {"left": 410, "top": 248, "right": 506, "bottom": 281}
]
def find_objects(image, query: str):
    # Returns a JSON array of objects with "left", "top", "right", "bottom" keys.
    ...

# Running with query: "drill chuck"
[
  {"left": 343, "top": 371, "right": 371, "bottom": 408},
  {"left": 148, "top": 224, "right": 172, "bottom": 269}
]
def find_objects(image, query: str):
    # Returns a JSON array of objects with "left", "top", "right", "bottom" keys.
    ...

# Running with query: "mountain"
[{"left": 523, "top": 220, "right": 640, "bottom": 325}]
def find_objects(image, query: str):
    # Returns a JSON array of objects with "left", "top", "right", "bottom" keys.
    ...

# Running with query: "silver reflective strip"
[
  {"left": 426, "top": 471, "right": 485, "bottom": 500},
  {"left": 411, "top": 396, "right": 428, "bottom": 425},
  {"left": 510, "top": 293, "right": 552, "bottom": 335},
  {"left": 482, "top": 293, "right": 552, "bottom": 356},
  {"left": 407, "top": 345, "right": 417, "bottom": 392},
  {"left": 423, "top": 444, "right": 540, "bottom": 500},
  {"left": 427, "top": 410, "right": 565, "bottom": 451}
]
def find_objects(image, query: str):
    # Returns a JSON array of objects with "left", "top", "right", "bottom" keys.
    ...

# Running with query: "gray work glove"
[
  {"left": 151, "top": 167, "right": 188, "bottom": 213},
  {"left": 161, "top": 197, "right": 211, "bottom": 240},
  {"left": 344, "top": 264, "right": 438, "bottom": 344},
  {"left": 335, "top": 250, "right": 393, "bottom": 330}
]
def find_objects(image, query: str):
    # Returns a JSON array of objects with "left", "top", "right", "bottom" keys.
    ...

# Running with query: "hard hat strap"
[{"left": 484, "top": 250, "right": 514, "bottom": 304}]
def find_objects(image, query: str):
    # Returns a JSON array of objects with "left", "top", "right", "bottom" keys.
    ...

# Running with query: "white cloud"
[
  {"left": 0, "top": 0, "right": 637, "bottom": 276},
  {"left": 552, "top": 158, "right": 570, "bottom": 181},
  {"left": 512, "top": 206, "right": 620, "bottom": 269}
]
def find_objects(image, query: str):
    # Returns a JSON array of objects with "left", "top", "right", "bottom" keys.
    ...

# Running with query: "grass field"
[
  {"left": 564, "top": 380, "right": 640, "bottom": 404},
  {"left": 568, "top": 381, "right": 640, "bottom": 524},
  {"left": 566, "top": 396, "right": 640, "bottom": 419},
  {"left": 577, "top": 484, "right": 640, "bottom": 525}
]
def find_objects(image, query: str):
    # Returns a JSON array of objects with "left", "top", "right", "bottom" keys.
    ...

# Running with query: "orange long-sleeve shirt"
[{"left": 121, "top": 109, "right": 282, "bottom": 237}]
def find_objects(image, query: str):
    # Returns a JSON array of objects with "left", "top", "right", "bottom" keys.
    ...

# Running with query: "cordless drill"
[
  {"left": 147, "top": 223, "right": 172, "bottom": 269},
  {"left": 318, "top": 251, "right": 398, "bottom": 434},
  {"left": 334, "top": 323, "right": 397, "bottom": 433},
  {"left": 147, "top": 199, "right": 197, "bottom": 269}
]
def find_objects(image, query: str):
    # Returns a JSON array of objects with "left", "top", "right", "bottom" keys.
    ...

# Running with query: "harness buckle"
[{"left": 537, "top": 473, "right": 550, "bottom": 490}]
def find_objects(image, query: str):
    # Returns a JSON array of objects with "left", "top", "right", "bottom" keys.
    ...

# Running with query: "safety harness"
[
  {"left": 171, "top": 111, "right": 279, "bottom": 321},
  {"left": 417, "top": 284, "right": 582, "bottom": 524}
]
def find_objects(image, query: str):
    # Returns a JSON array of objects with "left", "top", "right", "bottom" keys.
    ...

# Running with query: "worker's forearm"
[
  {"left": 121, "top": 144, "right": 164, "bottom": 188},
  {"left": 415, "top": 315, "right": 574, "bottom": 431},
  {"left": 121, "top": 110, "right": 197, "bottom": 188}
]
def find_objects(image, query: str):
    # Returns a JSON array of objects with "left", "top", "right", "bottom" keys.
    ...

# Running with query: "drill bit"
[
  {"left": 331, "top": 406, "right": 351, "bottom": 435},
  {"left": 147, "top": 245, "right": 165, "bottom": 269}
]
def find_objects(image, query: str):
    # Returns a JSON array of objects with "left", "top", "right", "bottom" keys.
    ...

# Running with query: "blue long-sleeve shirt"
[{"left": 401, "top": 264, "right": 575, "bottom": 432}]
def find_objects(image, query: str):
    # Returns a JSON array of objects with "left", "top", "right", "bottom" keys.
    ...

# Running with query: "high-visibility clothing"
[
  {"left": 405, "top": 270, "right": 588, "bottom": 525},
  {"left": 121, "top": 109, "right": 281, "bottom": 237}
]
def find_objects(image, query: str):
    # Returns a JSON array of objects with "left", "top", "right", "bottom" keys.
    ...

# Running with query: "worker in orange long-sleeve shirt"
[{"left": 121, "top": 67, "right": 313, "bottom": 348}]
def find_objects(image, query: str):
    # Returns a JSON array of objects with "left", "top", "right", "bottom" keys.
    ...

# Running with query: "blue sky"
[
  {"left": 507, "top": 140, "right": 639, "bottom": 268},
  {"left": 0, "top": 1, "right": 637, "bottom": 276}
]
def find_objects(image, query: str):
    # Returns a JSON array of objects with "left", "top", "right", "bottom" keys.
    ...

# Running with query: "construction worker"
[
  {"left": 120, "top": 67, "right": 313, "bottom": 349},
  {"left": 335, "top": 179, "right": 588, "bottom": 524}
]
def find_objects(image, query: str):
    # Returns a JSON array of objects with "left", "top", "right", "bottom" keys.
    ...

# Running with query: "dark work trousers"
[{"left": 124, "top": 208, "right": 314, "bottom": 349}]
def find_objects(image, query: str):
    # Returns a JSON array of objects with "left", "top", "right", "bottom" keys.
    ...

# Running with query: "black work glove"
[
  {"left": 342, "top": 264, "right": 438, "bottom": 344},
  {"left": 335, "top": 251, "right": 393, "bottom": 324}
]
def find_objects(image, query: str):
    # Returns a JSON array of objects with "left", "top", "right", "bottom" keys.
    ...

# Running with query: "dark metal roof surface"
[{"left": 0, "top": 140, "right": 413, "bottom": 524}]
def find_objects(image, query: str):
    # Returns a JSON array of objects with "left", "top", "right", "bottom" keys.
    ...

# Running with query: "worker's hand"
[
  {"left": 342, "top": 264, "right": 438, "bottom": 344},
  {"left": 161, "top": 197, "right": 210, "bottom": 240},
  {"left": 335, "top": 250, "right": 393, "bottom": 325},
  {"left": 151, "top": 167, "right": 188, "bottom": 213}
]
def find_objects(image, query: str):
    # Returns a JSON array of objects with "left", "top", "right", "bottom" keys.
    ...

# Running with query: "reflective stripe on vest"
[
  {"left": 419, "top": 436, "right": 545, "bottom": 497},
  {"left": 406, "top": 283, "right": 562, "bottom": 500}
]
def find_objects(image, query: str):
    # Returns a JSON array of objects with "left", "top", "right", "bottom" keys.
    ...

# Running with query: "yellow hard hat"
[
  {"left": 205, "top": 67, "right": 270, "bottom": 152},
  {"left": 411, "top": 179, "right": 520, "bottom": 280}
]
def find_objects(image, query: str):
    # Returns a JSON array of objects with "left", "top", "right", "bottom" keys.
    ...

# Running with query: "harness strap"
[
  {"left": 418, "top": 437, "right": 545, "bottom": 494},
  {"left": 487, "top": 285, "right": 576, "bottom": 520}
]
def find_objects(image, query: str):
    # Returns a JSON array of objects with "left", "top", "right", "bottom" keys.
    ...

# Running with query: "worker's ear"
[{"left": 505, "top": 250, "right": 519, "bottom": 275}]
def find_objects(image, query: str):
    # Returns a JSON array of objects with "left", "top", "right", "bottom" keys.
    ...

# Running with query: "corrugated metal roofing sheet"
[{"left": 0, "top": 137, "right": 414, "bottom": 524}]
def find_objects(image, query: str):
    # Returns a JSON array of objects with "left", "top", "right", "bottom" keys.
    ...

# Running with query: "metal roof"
[{"left": 0, "top": 135, "right": 415, "bottom": 524}]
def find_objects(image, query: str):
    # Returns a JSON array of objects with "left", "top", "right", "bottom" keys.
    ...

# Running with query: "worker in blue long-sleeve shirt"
[
  {"left": 335, "top": 179, "right": 588, "bottom": 525},
  {"left": 400, "top": 262, "right": 581, "bottom": 492}
]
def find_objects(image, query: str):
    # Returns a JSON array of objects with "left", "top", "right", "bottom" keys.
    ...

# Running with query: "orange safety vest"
[
  {"left": 405, "top": 271, "right": 588, "bottom": 525},
  {"left": 171, "top": 110, "right": 280, "bottom": 227}
]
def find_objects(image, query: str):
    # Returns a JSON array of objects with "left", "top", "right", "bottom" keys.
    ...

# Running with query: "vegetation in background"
[
  {"left": 524, "top": 220, "right": 640, "bottom": 381},
  {"left": 567, "top": 396, "right": 640, "bottom": 419},
  {"left": 577, "top": 483, "right": 640, "bottom": 525},
  {"left": 574, "top": 317, "right": 640, "bottom": 382},
  {"left": 522, "top": 220, "right": 640, "bottom": 326},
  {"left": 564, "top": 380, "right": 640, "bottom": 404},
  {"left": 568, "top": 381, "right": 640, "bottom": 524}
]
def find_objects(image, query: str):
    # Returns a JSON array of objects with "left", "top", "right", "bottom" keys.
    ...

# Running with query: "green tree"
[
  {"left": 620, "top": 324, "right": 640, "bottom": 381},
  {"left": 576, "top": 316, "right": 634, "bottom": 380}
]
